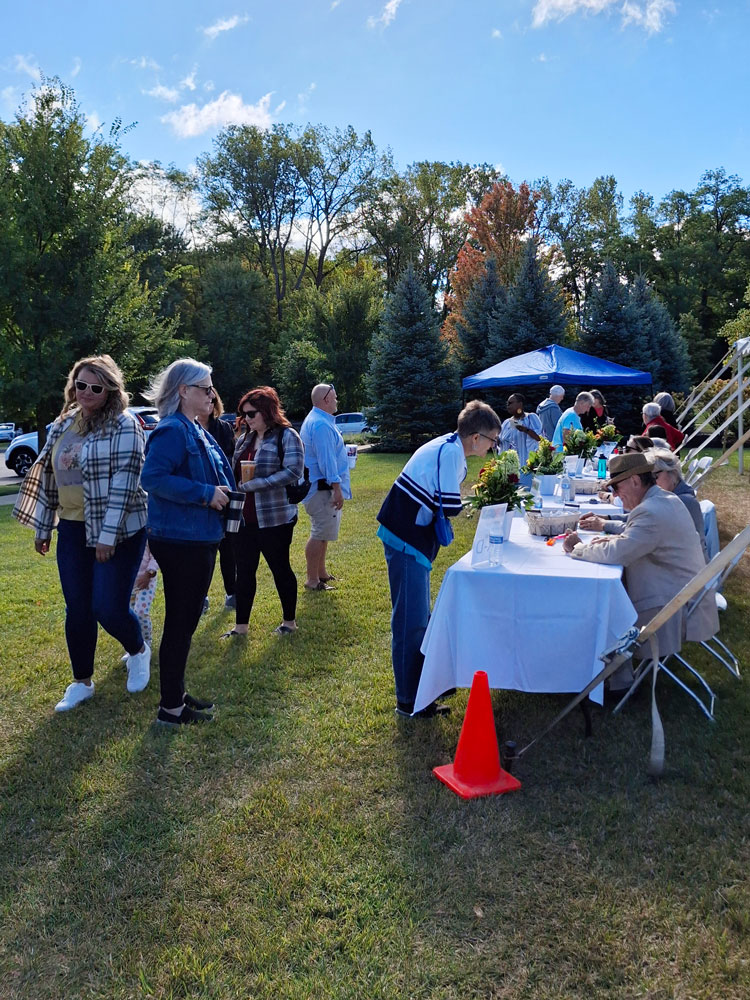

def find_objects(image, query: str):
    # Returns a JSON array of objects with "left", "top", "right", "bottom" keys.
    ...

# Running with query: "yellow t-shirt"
[{"left": 52, "top": 414, "right": 88, "bottom": 521}]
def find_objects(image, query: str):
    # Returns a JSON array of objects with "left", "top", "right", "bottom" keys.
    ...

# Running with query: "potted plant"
[
  {"left": 522, "top": 437, "right": 563, "bottom": 495},
  {"left": 564, "top": 429, "right": 599, "bottom": 471},
  {"left": 468, "top": 449, "right": 533, "bottom": 513}
]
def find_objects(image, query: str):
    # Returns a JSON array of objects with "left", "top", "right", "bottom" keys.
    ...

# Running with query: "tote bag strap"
[{"left": 436, "top": 432, "right": 459, "bottom": 517}]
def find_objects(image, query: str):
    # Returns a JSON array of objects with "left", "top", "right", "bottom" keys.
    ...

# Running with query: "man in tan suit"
[{"left": 563, "top": 452, "right": 718, "bottom": 663}]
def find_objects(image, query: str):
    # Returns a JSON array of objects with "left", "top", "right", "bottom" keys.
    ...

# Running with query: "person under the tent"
[{"left": 551, "top": 392, "right": 595, "bottom": 452}]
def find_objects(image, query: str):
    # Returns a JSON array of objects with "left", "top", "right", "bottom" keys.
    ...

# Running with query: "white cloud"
[
  {"left": 13, "top": 54, "right": 41, "bottom": 81},
  {"left": 161, "top": 91, "right": 277, "bottom": 138},
  {"left": 367, "top": 0, "right": 403, "bottom": 30},
  {"left": 181, "top": 68, "right": 198, "bottom": 91},
  {"left": 537, "top": 52, "right": 549, "bottom": 61},
  {"left": 86, "top": 111, "right": 102, "bottom": 133},
  {"left": 130, "top": 56, "right": 161, "bottom": 71},
  {"left": 331, "top": 0, "right": 343, "bottom": 9},
  {"left": 297, "top": 81, "right": 316, "bottom": 114},
  {"left": 204, "top": 80, "right": 216, "bottom": 92},
  {"left": 203, "top": 14, "right": 250, "bottom": 40},
  {"left": 71, "top": 57, "right": 82, "bottom": 78},
  {"left": 532, "top": 0, "right": 676, "bottom": 33},
  {"left": 491, "top": 28, "right": 502, "bottom": 39},
  {"left": 145, "top": 83, "right": 180, "bottom": 102}
]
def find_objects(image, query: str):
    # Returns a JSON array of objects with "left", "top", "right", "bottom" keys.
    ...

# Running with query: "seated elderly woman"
[
  {"left": 651, "top": 450, "right": 708, "bottom": 561},
  {"left": 642, "top": 401, "right": 684, "bottom": 451}
]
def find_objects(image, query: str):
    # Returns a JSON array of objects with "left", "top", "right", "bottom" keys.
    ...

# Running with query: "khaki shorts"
[{"left": 305, "top": 489, "right": 342, "bottom": 542}]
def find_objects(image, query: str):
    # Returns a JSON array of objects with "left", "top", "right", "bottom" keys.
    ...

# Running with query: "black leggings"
[
  {"left": 233, "top": 519, "right": 297, "bottom": 624},
  {"left": 148, "top": 538, "right": 218, "bottom": 709}
]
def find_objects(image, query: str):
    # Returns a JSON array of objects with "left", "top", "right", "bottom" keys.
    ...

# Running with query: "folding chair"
[
  {"left": 690, "top": 456, "right": 714, "bottom": 491},
  {"left": 510, "top": 527, "right": 750, "bottom": 777},
  {"left": 683, "top": 457, "right": 699, "bottom": 484}
]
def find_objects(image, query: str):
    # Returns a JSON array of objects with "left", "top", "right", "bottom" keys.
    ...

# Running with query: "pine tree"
[
  {"left": 630, "top": 274, "right": 690, "bottom": 393},
  {"left": 487, "top": 241, "right": 568, "bottom": 363},
  {"left": 454, "top": 255, "right": 506, "bottom": 377},
  {"left": 580, "top": 261, "right": 650, "bottom": 431},
  {"left": 367, "top": 264, "right": 458, "bottom": 450}
]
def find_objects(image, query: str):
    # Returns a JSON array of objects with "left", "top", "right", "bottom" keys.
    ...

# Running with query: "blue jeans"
[
  {"left": 383, "top": 543, "right": 431, "bottom": 710},
  {"left": 56, "top": 520, "right": 146, "bottom": 680}
]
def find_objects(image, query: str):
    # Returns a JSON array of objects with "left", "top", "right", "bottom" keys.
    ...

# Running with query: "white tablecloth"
[{"left": 415, "top": 517, "right": 637, "bottom": 711}]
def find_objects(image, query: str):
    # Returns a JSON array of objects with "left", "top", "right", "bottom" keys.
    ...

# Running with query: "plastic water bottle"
[
  {"left": 488, "top": 531, "right": 504, "bottom": 566},
  {"left": 533, "top": 492, "right": 543, "bottom": 510},
  {"left": 560, "top": 468, "right": 572, "bottom": 503},
  {"left": 597, "top": 453, "right": 607, "bottom": 479}
]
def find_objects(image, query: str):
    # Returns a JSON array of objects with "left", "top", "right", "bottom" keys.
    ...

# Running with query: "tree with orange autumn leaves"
[{"left": 443, "top": 179, "right": 539, "bottom": 345}]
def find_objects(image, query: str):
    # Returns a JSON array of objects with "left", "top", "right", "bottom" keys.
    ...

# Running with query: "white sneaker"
[
  {"left": 55, "top": 681, "right": 95, "bottom": 712},
  {"left": 126, "top": 643, "right": 151, "bottom": 693}
]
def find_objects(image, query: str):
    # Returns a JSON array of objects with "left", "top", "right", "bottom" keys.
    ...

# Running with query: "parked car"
[
  {"left": 335, "top": 412, "right": 375, "bottom": 435},
  {"left": 4, "top": 407, "right": 159, "bottom": 478},
  {"left": 0, "top": 422, "right": 18, "bottom": 443}
]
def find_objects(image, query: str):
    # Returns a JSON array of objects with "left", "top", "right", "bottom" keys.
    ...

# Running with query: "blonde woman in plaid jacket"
[{"left": 13, "top": 355, "right": 150, "bottom": 712}]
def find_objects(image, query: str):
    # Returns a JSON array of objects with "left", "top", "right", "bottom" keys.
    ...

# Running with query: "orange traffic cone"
[{"left": 433, "top": 670, "right": 521, "bottom": 798}]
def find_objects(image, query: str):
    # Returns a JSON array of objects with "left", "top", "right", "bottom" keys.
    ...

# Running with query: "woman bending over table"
[{"left": 377, "top": 400, "right": 502, "bottom": 719}]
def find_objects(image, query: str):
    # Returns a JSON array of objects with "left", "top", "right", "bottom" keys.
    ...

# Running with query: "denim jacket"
[{"left": 142, "top": 412, "right": 236, "bottom": 543}]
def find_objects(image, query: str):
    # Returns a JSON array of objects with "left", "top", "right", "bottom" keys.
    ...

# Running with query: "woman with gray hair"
[
  {"left": 651, "top": 450, "right": 708, "bottom": 561},
  {"left": 141, "top": 358, "right": 236, "bottom": 726},
  {"left": 642, "top": 401, "right": 684, "bottom": 451}
]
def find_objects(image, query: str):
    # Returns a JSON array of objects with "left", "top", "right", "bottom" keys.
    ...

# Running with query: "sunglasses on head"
[
  {"left": 74, "top": 379, "right": 106, "bottom": 395},
  {"left": 322, "top": 383, "right": 335, "bottom": 401},
  {"left": 242, "top": 409, "right": 259, "bottom": 419}
]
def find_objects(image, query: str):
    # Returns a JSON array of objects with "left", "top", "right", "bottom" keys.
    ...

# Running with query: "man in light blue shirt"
[
  {"left": 551, "top": 392, "right": 596, "bottom": 451},
  {"left": 300, "top": 383, "right": 351, "bottom": 590}
]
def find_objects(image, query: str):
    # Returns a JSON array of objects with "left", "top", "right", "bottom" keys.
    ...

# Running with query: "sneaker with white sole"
[
  {"left": 126, "top": 643, "right": 151, "bottom": 693},
  {"left": 55, "top": 681, "right": 95, "bottom": 712}
]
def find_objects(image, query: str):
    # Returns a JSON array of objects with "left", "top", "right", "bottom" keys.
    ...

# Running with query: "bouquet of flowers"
[
  {"left": 522, "top": 437, "right": 564, "bottom": 476},
  {"left": 595, "top": 424, "right": 619, "bottom": 443},
  {"left": 564, "top": 428, "right": 599, "bottom": 460},
  {"left": 468, "top": 449, "right": 533, "bottom": 512}
]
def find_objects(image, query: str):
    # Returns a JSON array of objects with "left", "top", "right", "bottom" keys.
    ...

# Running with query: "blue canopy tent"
[{"left": 463, "top": 344, "right": 652, "bottom": 390}]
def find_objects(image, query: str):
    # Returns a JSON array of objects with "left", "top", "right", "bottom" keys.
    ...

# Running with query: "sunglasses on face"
[
  {"left": 189, "top": 384, "right": 215, "bottom": 397},
  {"left": 242, "top": 409, "right": 259, "bottom": 419},
  {"left": 74, "top": 379, "right": 106, "bottom": 395}
]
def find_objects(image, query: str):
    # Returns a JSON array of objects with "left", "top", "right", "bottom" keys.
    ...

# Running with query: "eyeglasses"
[
  {"left": 322, "top": 383, "right": 335, "bottom": 401},
  {"left": 74, "top": 379, "right": 106, "bottom": 395},
  {"left": 242, "top": 409, "right": 259, "bottom": 419},
  {"left": 478, "top": 432, "right": 500, "bottom": 447},
  {"left": 189, "top": 384, "right": 215, "bottom": 397}
]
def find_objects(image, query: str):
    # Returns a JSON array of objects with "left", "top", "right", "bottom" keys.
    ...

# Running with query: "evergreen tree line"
[{"left": 2, "top": 79, "right": 749, "bottom": 448}]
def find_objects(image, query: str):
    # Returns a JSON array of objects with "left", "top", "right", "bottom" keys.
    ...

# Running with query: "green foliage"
[
  {"left": 487, "top": 240, "right": 569, "bottom": 363},
  {"left": 272, "top": 339, "right": 331, "bottom": 418},
  {"left": 296, "top": 263, "right": 383, "bottom": 410},
  {"left": 189, "top": 256, "right": 275, "bottom": 410},
  {"left": 367, "top": 264, "right": 458, "bottom": 450},
  {"left": 453, "top": 255, "right": 506, "bottom": 377},
  {"left": 719, "top": 280, "right": 750, "bottom": 349},
  {"left": 563, "top": 428, "right": 599, "bottom": 459},
  {"left": 629, "top": 274, "right": 690, "bottom": 393},
  {"left": 0, "top": 79, "right": 176, "bottom": 431}
]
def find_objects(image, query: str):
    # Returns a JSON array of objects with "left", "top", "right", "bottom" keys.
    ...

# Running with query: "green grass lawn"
[{"left": 1, "top": 453, "right": 748, "bottom": 999}]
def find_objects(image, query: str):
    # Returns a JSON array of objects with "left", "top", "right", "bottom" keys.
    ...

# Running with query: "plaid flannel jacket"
[
  {"left": 13, "top": 409, "right": 147, "bottom": 547},
  {"left": 232, "top": 426, "right": 305, "bottom": 529}
]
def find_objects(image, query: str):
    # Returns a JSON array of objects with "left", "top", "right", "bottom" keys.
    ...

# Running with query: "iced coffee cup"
[{"left": 241, "top": 460, "right": 256, "bottom": 482}]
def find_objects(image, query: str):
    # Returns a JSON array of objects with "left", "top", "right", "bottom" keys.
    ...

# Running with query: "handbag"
[
  {"left": 434, "top": 437, "right": 455, "bottom": 547},
  {"left": 276, "top": 429, "right": 310, "bottom": 504}
]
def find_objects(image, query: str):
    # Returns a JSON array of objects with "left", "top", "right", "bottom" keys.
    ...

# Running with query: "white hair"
[
  {"left": 145, "top": 358, "right": 212, "bottom": 417},
  {"left": 650, "top": 449, "right": 683, "bottom": 478},
  {"left": 575, "top": 392, "right": 595, "bottom": 407},
  {"left": 642, "top": 401, "right": 661, "bottom": 421},
  {"left": 550, "top": 385, "right": 565, "bottom": 399}
]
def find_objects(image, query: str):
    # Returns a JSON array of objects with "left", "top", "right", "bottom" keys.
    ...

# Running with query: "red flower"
[{"left": 508, "top": 473, "right": 519, "bottom": 483}]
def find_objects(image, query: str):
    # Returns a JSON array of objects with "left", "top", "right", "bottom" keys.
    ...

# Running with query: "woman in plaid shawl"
[{"left": 13, "top": 355, "right": 150, "bottom": 712}]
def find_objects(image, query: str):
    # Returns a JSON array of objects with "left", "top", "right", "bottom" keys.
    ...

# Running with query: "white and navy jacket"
[{"left": 377, "top": 433, "right": 466, "bottom": 564}]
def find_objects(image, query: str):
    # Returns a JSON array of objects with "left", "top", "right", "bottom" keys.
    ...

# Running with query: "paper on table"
[{"left": 471, "top": 503, "right": 508, "bottom": 566}]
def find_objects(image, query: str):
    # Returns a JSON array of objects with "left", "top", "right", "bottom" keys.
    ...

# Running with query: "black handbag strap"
[{"left": 276, "top": 428, "right": 309, "bottom": 483}]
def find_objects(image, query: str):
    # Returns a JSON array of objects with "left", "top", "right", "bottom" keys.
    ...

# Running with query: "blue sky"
[{"left": 2, "top": 1, "right": 748, "bottom": 206}]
